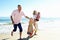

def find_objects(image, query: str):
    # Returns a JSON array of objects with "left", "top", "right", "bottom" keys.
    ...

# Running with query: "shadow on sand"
[
  {"left": 22, "top": 36, "right": 30, "bottom": 40},
  {"left": 17, "top": 35, "right": 36, "bottom": 40},
  {"left": 2, "top": 38, "right": 9, "bottom": 40},
  {"left": 17, "top": 36, "right": 31, "bottom": 40}
]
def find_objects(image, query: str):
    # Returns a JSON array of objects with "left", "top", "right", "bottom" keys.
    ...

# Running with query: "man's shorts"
[{"left": 13, "top": 23, "right": 23, "bottom": 32}]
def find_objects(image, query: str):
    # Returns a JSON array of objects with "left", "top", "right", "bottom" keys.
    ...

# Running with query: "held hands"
[{"left": 26, "top": 16, "right": 30, "bottom": 19}]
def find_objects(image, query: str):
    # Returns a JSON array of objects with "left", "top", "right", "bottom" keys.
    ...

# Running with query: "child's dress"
[{"left": 35, "top": 13, "right": 40, "bottom": 21}]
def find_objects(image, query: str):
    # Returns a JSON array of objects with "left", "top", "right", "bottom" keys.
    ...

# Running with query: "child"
[
  {"left": 27, "top": 18, "right": 34, "bottom": 38},
  {"left": 35, "top": 12, "right": 40, "bottom": 21}
]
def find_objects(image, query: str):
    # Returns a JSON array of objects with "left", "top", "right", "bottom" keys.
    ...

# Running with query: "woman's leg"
[{"left": 34, "top": 21, "right": 37, "bottom": 35}]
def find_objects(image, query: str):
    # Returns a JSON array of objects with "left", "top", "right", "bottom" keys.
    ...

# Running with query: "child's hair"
[{"left": 38, "top": 12, "right": 40, "bottom": 14}]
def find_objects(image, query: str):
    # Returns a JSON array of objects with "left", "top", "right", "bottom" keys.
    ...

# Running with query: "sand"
[
  {"left": 0, "top": 28, "right": 60, "bottom": 40},
  {"left": 0, "top": 20, "right": 60, "bottom": 40}
]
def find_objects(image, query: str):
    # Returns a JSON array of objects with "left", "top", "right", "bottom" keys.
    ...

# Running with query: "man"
[{"left": 11, "top": 5, "right": 29, "bottom": 40}]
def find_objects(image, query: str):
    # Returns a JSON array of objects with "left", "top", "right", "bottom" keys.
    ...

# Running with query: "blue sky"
[{"left": 0, "top": 0, "right": 60, "bottom": 18}]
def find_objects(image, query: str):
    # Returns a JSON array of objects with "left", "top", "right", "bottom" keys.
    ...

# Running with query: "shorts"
[{"left": 13, "top": 23, "right": 23, "bottom": 32}]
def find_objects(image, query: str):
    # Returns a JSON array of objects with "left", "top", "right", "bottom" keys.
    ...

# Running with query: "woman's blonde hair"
[{"left": 33, "top": 10, "right": 37, "bottom": 15}]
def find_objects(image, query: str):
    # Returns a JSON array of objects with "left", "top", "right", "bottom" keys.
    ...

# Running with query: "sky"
[{"left": 0, "top": 0, "right": 60, "bottom": 18}]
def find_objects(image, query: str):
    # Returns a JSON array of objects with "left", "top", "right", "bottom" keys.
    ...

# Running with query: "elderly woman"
[{"left": 33, "top": 10, "right": 40, "bottom": 35}]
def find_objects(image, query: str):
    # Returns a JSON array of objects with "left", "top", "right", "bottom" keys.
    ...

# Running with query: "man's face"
[{"left": 18, "top": 6, "right": 21, "bottom": 11}]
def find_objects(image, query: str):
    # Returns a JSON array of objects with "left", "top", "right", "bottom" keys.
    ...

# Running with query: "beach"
[
  {"left": 0, "top": 19, "right": 60, "bottom": 40},
  {"left": 0, "top": 0, "right": 60, "bottom": 40},
  {"left": 0, "top": 25, "right": 60, "bottom": 40}
]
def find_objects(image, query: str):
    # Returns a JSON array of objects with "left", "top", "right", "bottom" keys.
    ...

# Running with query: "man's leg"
[
  {"left": 11, "top": 24, "right": 17, "bottom": 36},
  {"left": 20, "top": 32, "right": 22, "bottom": 39},
  {"left": 18, "top": 23, "right": 23, "bottom": 39}
]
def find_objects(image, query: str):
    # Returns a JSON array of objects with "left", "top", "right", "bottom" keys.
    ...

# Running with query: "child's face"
[
  {"left": 38, "top": 12, "right": 40, "bottom": 14},
  {"left": 38, "top": 13, "right": 40, "bottom": 15}
]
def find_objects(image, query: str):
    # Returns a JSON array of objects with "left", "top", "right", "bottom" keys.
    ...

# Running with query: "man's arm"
[
  {"left": 22, "top": 12, "right": 30, "bottom": 19},
  {"left": 25, "top": 16, "right": 30, "bottom": 19},
  {"left": 10, "top": 16, "right": 14, "bottom": 24}
]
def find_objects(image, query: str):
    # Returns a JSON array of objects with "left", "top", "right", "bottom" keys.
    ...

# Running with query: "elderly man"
[{"left": 11, "top": 5, "right": 29, "bottom": 40}]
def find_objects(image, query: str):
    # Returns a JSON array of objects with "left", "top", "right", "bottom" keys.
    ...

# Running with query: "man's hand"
[
  {"left": 25, "top": 16, "right": 30, "bottom": 19},
  {"left": 12, "top": 21, "right": 14, "bottom": 24}
]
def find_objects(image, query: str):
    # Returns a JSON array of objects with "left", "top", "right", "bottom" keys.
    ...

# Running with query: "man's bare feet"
[{"left": 11, "top": 31, "right": 13, "bottom": 36}]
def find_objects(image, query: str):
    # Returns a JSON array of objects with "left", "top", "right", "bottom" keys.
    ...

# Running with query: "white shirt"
[
  {"left": 11, "top": 9, "right": 25, "bottom": 24},
  {"left": 33, "top": 15, "right": 37, "bottom": 19}
]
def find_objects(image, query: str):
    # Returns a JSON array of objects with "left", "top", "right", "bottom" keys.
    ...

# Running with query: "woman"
[{"left": 33, "top": 10, "right": 40, "bottom": 35}]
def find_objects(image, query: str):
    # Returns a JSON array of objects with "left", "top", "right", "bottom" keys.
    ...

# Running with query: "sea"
[
  {"left": 0, "top": 17, "right": 60, "bottom": 24},
  {"left": 0, "top": 17, "right": 29, "bottom": 24},
  {"left": 0, "top": 17, "right": 60, "bottom": 34}
]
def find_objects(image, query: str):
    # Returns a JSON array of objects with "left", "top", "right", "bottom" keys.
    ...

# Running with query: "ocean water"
[
  {"left": 0, "top": 17, "right": 60, "bottom": 26},
  {"left": 0, "top": 17, "right": 29, "bottom": 24},
  {"left": 0, "top": 17, "right": 60, "bottom": 33},
  {"left": 0, "top": 17, "right": 29, "bottom": 33},
  {"left": 0, "top": 17, "right": 60, "bottom": 23}
]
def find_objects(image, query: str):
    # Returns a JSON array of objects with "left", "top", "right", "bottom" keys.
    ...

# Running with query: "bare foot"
[
  {"left": 29, "top": 35, "right": 33, "bottom": 38},
  {"left": 34, "top": 33, "right": 37, "bottom": 35},
  {"left": 11, "top": 32, "right": 13, "bottom": 36}
]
